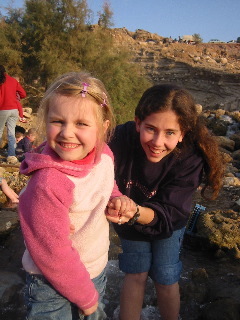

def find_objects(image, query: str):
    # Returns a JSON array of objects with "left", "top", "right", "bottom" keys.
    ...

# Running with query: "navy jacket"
[{"left": 109, "top": 121, "right": 204, "bottom": 241}]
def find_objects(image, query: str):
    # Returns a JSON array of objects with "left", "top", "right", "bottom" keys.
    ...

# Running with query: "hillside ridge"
[{"left": 101, "top": 27, "right": 240, "bottom": 111}]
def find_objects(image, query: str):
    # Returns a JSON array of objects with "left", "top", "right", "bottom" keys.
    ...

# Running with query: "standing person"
[
  {"left": 18, "top": 71, "right": 133, "bottom": 320},
  {"left": 107, "top": 84, "right": 225, "bottom": 320},
  {"left": 0, "top": 65, "right": 26, "bottom": 162}
]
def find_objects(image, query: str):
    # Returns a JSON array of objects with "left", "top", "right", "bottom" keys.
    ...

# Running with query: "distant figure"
[
  {"left": 15, "top": 131, "right": 24, "bottom": 143},
  {"left": 16, "top": 128, "right": 37, "bottom": 161},
  {"left": 0, "top": 65, "right": 26, "bottom": 163}
]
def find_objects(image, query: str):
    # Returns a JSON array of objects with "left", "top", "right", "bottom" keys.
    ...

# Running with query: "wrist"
[{"left": 128, "top": 205, "right": 140, "bottom": 225}]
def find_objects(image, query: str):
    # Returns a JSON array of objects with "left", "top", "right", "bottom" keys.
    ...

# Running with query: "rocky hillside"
[{"left": 106, "top": 27, "right": 240, "bottom": 111}]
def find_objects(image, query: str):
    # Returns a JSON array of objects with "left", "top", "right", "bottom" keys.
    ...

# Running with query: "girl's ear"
[
  {"left": 135, "top": 117, "right": 141, "bottom": 132},
  {"left": 178, "top": 132, "right": 185, "bottom": 143},
  {"left": 103, "top": 120, "right": 110, "bottom": 134}
]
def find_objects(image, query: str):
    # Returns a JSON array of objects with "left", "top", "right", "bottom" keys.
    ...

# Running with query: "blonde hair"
[{"left": 36, "top": 71, "right": 115, "bottom": 151}]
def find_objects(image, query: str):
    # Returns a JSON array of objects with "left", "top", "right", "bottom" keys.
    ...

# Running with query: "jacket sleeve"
[
  {"left": 19, "top": 168, "right": 98, "bottom": 310},
  {"left": 135, "top": 153, "right": 204, "bottom": 238},
  {"left": 16, "top": 82, "right": 26, "bottom": 99},
  {"left": 23, "top": 138, "right": 33, "bottom": 153}
]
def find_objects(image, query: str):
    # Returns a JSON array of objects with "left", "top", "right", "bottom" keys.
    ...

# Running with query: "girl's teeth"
[
  {"left": 149, "top": 147, "right": 161, "bottom": 154},
  {"left": 60, "top": 143, "right": 78, "bottom": 149}
]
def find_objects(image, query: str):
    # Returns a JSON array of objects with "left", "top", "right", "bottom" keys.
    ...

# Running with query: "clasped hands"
[{"left": 106, "top": 196, "right": 137, "bottom": 225}]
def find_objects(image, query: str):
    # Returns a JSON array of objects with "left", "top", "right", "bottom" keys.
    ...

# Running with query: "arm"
[
  {"left": 0, "top": 178, "right": 19, "bottom": 203},
  {"left": 19, "top": 169, "right": 98, "bottom": 311},
  {"left": 17, "top": 101, "right": 24, "bottom": 118},
  {"left": 134, "top": 154, "right": 204, "bottom": 238},
  {"left": 16, "top": 82, "right": 26, "bottom": 99}
]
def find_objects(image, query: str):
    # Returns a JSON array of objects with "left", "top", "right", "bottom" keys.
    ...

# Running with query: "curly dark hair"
[
  {"left": 0, "top": 65, "right": 6, "bottom": 84},
  {"left": 135, "top": 84, "right": 225, "bottom": 199}
]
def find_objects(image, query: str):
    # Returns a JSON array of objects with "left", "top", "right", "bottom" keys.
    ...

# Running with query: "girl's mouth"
[
  {"left": 148, "top": 146, "right": 165, "bottom": 154},
  {"left": 59, "top": 142, "right": 80, "bottom": 149}
]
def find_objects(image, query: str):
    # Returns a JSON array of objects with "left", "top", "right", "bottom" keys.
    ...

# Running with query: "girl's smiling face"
[
  {"left": 135, "top": 110, "right": 184, "bottom": 163},
  {"left": 46, "top": 95, "right": 99, "bottom": 161}
]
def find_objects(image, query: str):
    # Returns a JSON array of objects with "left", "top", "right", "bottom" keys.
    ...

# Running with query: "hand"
[
  {"left": 1, "top": 179, "right": 19, "bottom": 204},
  {"left": 106, "top": 196, "right": 137, "bottom": 224},
  {"left": 80, "top": 301, "right": 98, "bottom": 316}
]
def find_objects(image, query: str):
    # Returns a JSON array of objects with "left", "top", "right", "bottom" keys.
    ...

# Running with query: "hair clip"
[
  {"left": 81, "top": 82, "right": 90, "bottom": 97},
  {"left": 101, "top": 92, "right": 107, "bottom": 107},
  {"left": 101, "top": 99, "right": 107, "bottom": 108}
]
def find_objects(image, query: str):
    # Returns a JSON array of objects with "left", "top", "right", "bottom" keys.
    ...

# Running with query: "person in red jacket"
[{"left": 0, "top": 65, "right": 26, "bottom": 161}]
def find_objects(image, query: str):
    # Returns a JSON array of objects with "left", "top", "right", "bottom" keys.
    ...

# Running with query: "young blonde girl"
[{"left": 18, "top": 72, "right": 132, "bottom": 320}]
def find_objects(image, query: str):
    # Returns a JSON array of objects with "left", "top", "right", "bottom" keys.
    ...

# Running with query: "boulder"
[{"left": 197, "top": 210, "right": 240, "bottom": 259}]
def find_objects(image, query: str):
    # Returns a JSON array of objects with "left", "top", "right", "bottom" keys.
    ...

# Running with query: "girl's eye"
[
  {"left": 76, "top": 122, "right": 87, "bottom": 127},
  {"left": 166, "top": 131, "right": 175, "bottom": 136},
  {"left": 146, "top": 126, "right": 155, "bottom": 132},
  {"left": 51, "top": 120, "right": 63, "bottom": 124}
]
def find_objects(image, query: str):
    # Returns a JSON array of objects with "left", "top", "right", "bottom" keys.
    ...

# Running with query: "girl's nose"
[
  {"left": 60, "top": 124, "right": 75, "bottom": 138},
  {"left": 152, "top": 132, "right": 164, "bottom": 146}
]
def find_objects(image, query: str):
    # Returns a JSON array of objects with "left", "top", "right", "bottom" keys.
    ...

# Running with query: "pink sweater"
[{"left": 18, "top": 142, "right": 121, "bottom": 310}]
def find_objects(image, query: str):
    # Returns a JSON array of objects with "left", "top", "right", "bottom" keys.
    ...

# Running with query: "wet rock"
[
  {"left": 0, "top": 210, "right": 19, "bottom": 236},
  {"left": 199, "top": 298, "right": 240, "bottom": 320},
  {"left": 0, "top": 271, "right": 24, "bottom": 302},
  {"left": 181, "top": 268, "right": 209, "bottom": 304}
]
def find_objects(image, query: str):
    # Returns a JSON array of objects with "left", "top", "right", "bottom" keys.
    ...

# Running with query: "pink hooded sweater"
[{"left": 18, "top": 142, "right": 121, "bottom": 311}]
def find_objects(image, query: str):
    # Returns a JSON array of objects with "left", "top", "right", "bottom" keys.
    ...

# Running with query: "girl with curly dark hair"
[{"left": 107, "top": 84, "right": 225, "bottom": 320}]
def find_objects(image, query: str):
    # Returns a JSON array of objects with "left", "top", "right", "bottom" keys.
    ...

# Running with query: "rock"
[
  {"left": 207, "top": 118, "right": 228, "bottom": 136},
  {"left": 232, "top": 150, "right": 240, "bottom": 161},
  {"left": 215, "top": 136, "right": 235, "bottom": 152},
  {"left": 23, "top": 107, "right": 32, "bottom": 115},
  {"left": 229, "top": 111, "right": 240, "bottom": 122},
  {"left": 0, "top": 271, "right": 24, "bottom": 302},
  {"left": 223, "top": 177, "right": 240, "bottom": 187},
  {"left": 191, "top": 268, "right": 208, "bottom": 283},
  {"left": 200, "top": 298, "right": 240, "bottom": 320},
  {"left": 0, "top": 210, "right": 19, "bottom": 236},
  {"left": 196, "top": 210, "right": 240, "bottom": 259},
  {"left": 215, "top": 109, "right": 226, "bottom": 118},
  {"left": 230, "top": 133, "right": 240, "bottom": 150},
  {"left": 195, "top": 104, "right": 202, "bottom": 114}
]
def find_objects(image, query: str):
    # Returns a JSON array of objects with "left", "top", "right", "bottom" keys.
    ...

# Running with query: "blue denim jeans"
[
  {"left": 24, "top": 270, "right": 107, "bottom": 320},
  {"left": 119, "top": 228, "right": 185, "bottom": 285},
  {"left": 0, "top": 109, "right": 18, "bottom": 156}
]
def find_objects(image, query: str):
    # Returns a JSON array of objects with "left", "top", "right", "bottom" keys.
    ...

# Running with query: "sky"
[{"left": 0, "top": 0, "right": 239, "bottom": 43}]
